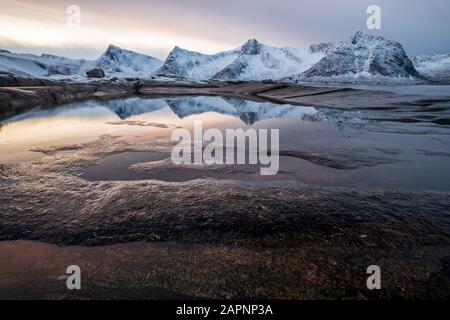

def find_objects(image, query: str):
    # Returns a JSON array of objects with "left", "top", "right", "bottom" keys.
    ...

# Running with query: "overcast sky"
[{"left": 1, "top": 0, "right": 449, "bottom": 59}]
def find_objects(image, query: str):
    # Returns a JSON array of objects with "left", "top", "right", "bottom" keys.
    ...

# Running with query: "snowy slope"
[
  {"left": 412, "top": 54, "right": 450, "bottom": 82},
  {"left": 291, "top": 32, "right": 424, "bottom": 83},
  {"left": 0, "top": 50, "right": 79, "bottom": 77},
  {"left": 40, "top": 54, "right": 91, "bottom": 76},
  {"left": 212, "top": 39, "right": 324, "bottom": 81},
  {"left": 157, "top": 46, "right": 240, "bottom": 80}
]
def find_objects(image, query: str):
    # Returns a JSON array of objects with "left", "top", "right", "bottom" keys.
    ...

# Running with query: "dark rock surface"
[
  {"left": 0, "top": 74, "right": 56, "bottom": 87},
  {"left": 86, "top": 68, "right": 106, "bottom": 78},
  {"left": 240, "top": 39, "right": 263, "bottom": 55}
]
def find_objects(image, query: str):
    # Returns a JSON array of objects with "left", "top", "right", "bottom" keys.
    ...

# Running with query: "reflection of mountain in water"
[
  {"left": 102, "top": 98, "right": 168, "bottom": 120},
  {"left": 1, "top": 96, "right": 361, "bottom": 127},
  {"left": 223, "top": 97, "right": 318, "bottom": 125},
  {"left": 165, "top": 96, "right": 238, "bottom": 119},
  {"left": 105, "top": 96, "right": 319, "bottom": 125}
]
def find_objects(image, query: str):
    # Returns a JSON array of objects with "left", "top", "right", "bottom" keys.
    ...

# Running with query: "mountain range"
[{"left": 1, "top": 32, "right": 449, "bottom": 83}]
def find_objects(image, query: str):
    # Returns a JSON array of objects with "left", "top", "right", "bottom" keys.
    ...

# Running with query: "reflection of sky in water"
[{"left": 0, "top": 97, "right": 321, "bottom": 163}]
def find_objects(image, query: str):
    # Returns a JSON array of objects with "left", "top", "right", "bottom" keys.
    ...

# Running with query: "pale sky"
[{"left": 1, "top": 0, "right": 449, "bottom": 60}]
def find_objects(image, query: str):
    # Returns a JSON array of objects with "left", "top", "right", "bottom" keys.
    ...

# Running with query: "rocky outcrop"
[
  {"left": 86, "top": 68, "right": 106, "bottom": 78},
  {"left": 0, "top": 74, "right": 57, "bottom": 87},
  {"left": 0, "top": 76, "right": 139, "bottom": 120}
]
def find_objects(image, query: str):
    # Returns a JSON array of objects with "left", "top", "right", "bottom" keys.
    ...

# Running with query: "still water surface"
[{"left": 1, "top": 96, "right": 449, "bottom": 191}]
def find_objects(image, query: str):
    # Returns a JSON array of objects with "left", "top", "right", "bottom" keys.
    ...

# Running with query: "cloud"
[{"left": 1, "top": 0, "right": 449, "bottom": 59}]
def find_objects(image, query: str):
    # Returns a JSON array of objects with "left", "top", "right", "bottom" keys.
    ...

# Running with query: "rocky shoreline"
[
  {"left": 1, "top": 75, "right": 450, "bottom": 299},
  {"left": 0, "top": 132, "right": 449, "bottom": 299},
  {"left": 1, "top": 143, "right": 450, "bottom": 299}
]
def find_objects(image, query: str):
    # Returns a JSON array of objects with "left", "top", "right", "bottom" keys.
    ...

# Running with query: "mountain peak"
[
  {"left": 170, "top": 46, "right": 189, "bottom": 55},
  {"left": 105, "top": 44, "right": 123, "bottom": 53},
  {"left": 241, "top": 39, "right": 263, "bottom": 55}
]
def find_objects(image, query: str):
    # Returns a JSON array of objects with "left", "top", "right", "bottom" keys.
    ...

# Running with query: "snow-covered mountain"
[
  {"left": 290, "top": 32, "right": 424, "bottom": 83},
  {"left": 157, "top": 39, "right": 325, "bottom": 81},
  {"left": 157, "top": 46, "right": 240, "bottom": 80},
  {"left": 95, "top": 45, "right": 162, "bottom": 77},
  {"left": 0, "top": 45, "right": 162, "bottom": 79},
  {"left": 411, "top": 54, "right": 450, "bottom": 82},
  {"left": 0, "top": 49, "right": 88, "bottom": 77},
  {"left": 212, "top": 39, "right": 325, "bottom": 81}
]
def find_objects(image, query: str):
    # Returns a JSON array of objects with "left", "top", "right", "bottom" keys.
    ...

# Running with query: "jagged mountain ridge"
[{"left": 158, "top": 39, "right": 325, "bottom": 81}]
